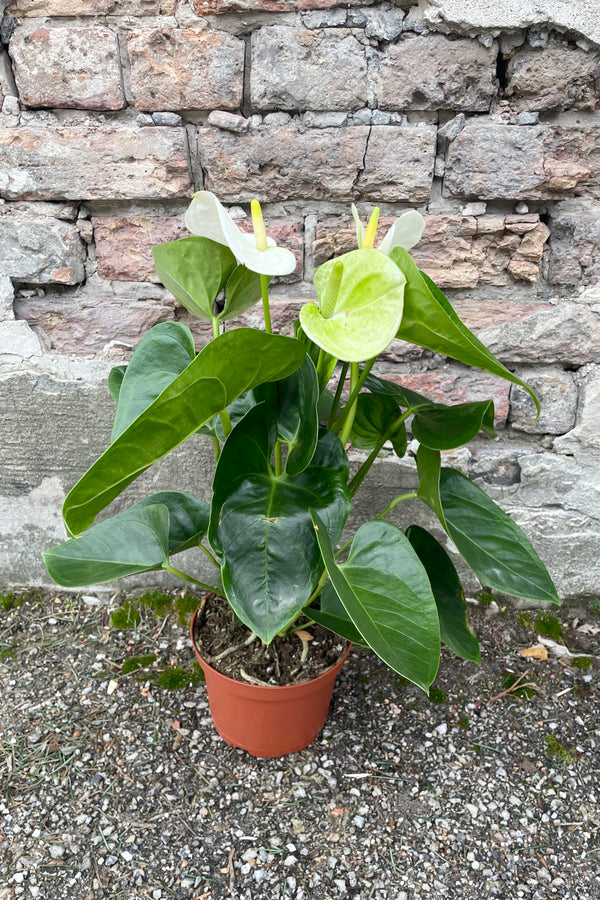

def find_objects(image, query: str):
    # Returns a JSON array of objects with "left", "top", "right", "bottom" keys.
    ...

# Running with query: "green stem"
[
  {"left": 328, "top": 361, "right": 349, "bottom": 428},
  {"left": 274, "top": 439, "right": 283, "bottom": 476},
  {"left": 339, "top": 362, "right": 360, "bottom": 446},
  {"left": 211, "top": 435, "right": 221, "bottom": 462},
  {"left": 376, "top": 491, "right": 418, "bottom": 521},
  {"left": 162, "top": 563, "right": 223, "bottom": 596},
  {"left": 198, "top": 543, "right": 221, "bottom": 569},
  {"left": 211, "top": 317, "right": 220, "bottom": 340},
  {"left": 261, "top": 274, "right": 272, "bottom": 334},
  {"left": 219, "top": 408, "right": 232, "bottom": 437},
  {"left": 332, "top": 358, "right": 376, "bottom": 437},
  {"left": 347, "top": 410, "right": 411, "bottom": 498},
  {"left": 302, "top": 568, "right": 331, "bottom": 613}
]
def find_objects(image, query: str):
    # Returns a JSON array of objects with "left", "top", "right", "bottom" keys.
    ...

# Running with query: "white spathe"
[
  {"left": 351, "top": 204, "right": 425, "bottom": 254},
  {"left": 184, "top": 191, "right": 297, "bottom": 277}
]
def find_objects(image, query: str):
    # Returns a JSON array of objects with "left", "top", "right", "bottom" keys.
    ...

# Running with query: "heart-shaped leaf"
[
  {"left": 43, "top": 504, "right": 171, "bottom": 587},
  {"left": 406, "top": 524, "right": 480, "bottom": 662},
  {"left": 131, "top": 491, "right": 210, "bottom": 554},
  {"left": 152, "top": 236, "right": 237, "bottom": 320},
  {"left": 300, "top": 248, "right": 406, "bottom": 362},
  {"left": 63, "top": 330, "right": 305, "bottom": 536},
  {"left": 108, "top": 365, "right": 127, "bottom": 403},
  {"left": 222, "top": 265, "right": 268, "bottom": 320},
  {"left": 209, "top": 406, "right": 351, "bottom": 643},
  {"left": 350, "top": 393, "right": 403, "bottom": 451},
  {"left": 308, "top": 583, "right": 368, "bottom": 645},
  {"left": 391, "top": 248, "right": 540, "bottom": 414},
  {"left": 312, "top": 513, "right": 440, "bottom": 691}
]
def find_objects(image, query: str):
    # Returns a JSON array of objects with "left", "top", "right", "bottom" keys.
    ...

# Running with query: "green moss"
[
  {"left": 137, "top": 589, "right": 174, "bottom": 615},
  {"left": 122, "top": 653, "right": 157, "bottom": 675},
  {"left": 0, "top": 592, "right": 22, "bottom": 610},
  {"left": 175, "top": 592, "right": 200, "bottom": 624},
  {"left": 545, "top": 734, "right": 579, "bottom": 765},
  {"left": 156, "top": 665, "right": 204, "bottom": 690},
  {"left": 478, "top": 591, "right": 497, "bottom": 607},
  {"left": 110, "top": 602, "right": 141, "bottom": 629},
  {"left": 0, "top": 647, "right": 15, "bottom": 661},
  {"left": 502, "top": 671, "right": 536, "bottom": 700},
  {"left": 535, "top": 613, "right": 562, "bottom": 640},
  {"left": 517, "top": 612, "right": 532, "bottom": 629},
  {"left": 588, "top": 598, "right": 600, "bottom": 614},
  {"left": 456, "top": 714, "right": 470, "bottom": 729},
  {"left": 571, "top": 656, "right": 593, "bottom": 670},
  {"left": 429, "top": 687, "right": 447, "bottom": 704}
]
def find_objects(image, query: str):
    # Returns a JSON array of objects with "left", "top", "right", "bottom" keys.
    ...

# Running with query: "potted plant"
[{"left": 43, "top": 192, "right": 559, "bottom": 757}]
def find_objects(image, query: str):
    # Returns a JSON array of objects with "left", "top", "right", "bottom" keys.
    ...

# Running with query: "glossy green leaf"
[
  {"left": 294, "top": 320, "right": 338, "bottom": 394},
  {"left": 196, "top": 390, "right": 257, "bottom": 440},
  {"left": 406, "top": 524, "right": 480, "bottom": 663},
  {"left": 416, "top": 445, "right": 447, "bottom": 529},
  {"left": 112, "top": 322, "right": 196, "bottom": 441},
  {"left": 222, "top": 265, "right": 269, "bottom": 320},
  {"left": 209, "top": 406, "right": 351, "bottom": 643},
  {"left": 366, "top": 374, "right": 496, "bottom": 450},
  {"left": 438, "top": 468, "right": 560, "bottom": 605},
  {"left": 350, "top": 393, "right": 403, "bottom": 451},
  {"left": 152, "top": 236, "right": 237, "bottom": 321},
  {"left": 312, "top": 513, "right": 441, "bottom": 691},
  {"left": 307, "top": 583, "right": 367, "bottom": 646},
  {"left": 63, "top": 330, "right": 305, "bottom": 536},
  {"left": 391, "top": 248, "right": 540, "bottom": 414},
  {"left": 108, "top": 365, "right": 127, "bottom": 403},
  {"left": 131, "top": 491, "right": 209, "bottom": 554},
  {"left": 300, "top": 248, "right": 406, "bottom": 362},
  {"left": 256, "top": 355, "right": 320, "bottom": 476},
  {"left": 43, "top": 504, "right": 170, "bottom": 587}
]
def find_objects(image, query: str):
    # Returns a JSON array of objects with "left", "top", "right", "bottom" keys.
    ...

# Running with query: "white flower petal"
[
  {"left": 377, "top": 209, "right": 426, "bottom": 255},
  {"left": 351, "top": 203, "right": 365, "bottom": 248},
  {"left": 184, "top": 191, "right": 297, "bottom": 276}
]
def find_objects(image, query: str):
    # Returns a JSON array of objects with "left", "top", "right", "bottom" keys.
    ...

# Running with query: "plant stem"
[
  {"left": 261, "top": 274, "right": 272, "bottom": 334},
  {"left": 328, "top": 361, "right": 349, "bottom": 428},
  {"left": 219, "top": 408, "right": 232, "bottom": 437},
  {"left": 211, "top": 318, "right": 220, "bottom": 340},
  {"left": 211, "top": 435, "right": 221, "bottom": 462},
  {"left": 332, "top": 358, "right": 375, "bottom": 436},
  {"left": 274, "top": 439, "right": 283, "bottom": 476},
  {"left": 376, "top": 491, "right": 418, "bottom": 521},
  {"left": 162, "top": 563, "right": 223, "bottom": 596},
  {"left": 339, "top": 362, "right": 360, "bottom": 446},
  {"left": 347, "top": 410, "right": 411, "bottom": 498},
  {"left": 198, "top": 543, "right": 221, "bottom": 569}
]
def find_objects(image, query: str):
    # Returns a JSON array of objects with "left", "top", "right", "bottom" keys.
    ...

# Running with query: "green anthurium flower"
[
  {"left": 184, "top": 191, "right": 297, "bottom": 277},
  {"left": 300, "top": 248, "right": 406, "bottom": 362},
  {"left": 352, "top": 203, "right": 425, "bottom": 255}
]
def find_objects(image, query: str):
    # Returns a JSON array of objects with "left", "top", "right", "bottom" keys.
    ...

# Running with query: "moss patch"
[
  {"left": 535, "top": 613, "right": 562, "bottom": 640},
  {"left": 122, "top": 653, "right": 157, "bottom": 675},
  {"left": 545, "top": 734, "right": 579, "bottom": 764},
  {"left": 156, "top": 664, "right": 204, "bottom": 690},
  {"left": 571, "top": 656, "right": 593, "bottom": 670},
  {"left": 429, "top": 687, "right": 448, "bottom": 704},
  {"left": 502, "top": 671, "right": 536, "bottom": 700},
  {"left": 110, "top": 602, "right": 141, "bottom": 629}
]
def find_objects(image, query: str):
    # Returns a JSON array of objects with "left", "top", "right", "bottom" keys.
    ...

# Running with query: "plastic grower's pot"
[{"left": 190, "top": 605, "right": 350, "bottom": 758}]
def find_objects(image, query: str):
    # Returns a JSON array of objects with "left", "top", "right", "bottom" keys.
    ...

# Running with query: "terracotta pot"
[{"left": 190, "top": 605, "right": 351, "bottom": 758}]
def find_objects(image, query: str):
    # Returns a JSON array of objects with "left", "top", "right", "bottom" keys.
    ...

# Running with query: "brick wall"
[{"left": 1, "top": 0, "right": 599, "bottom": 599}]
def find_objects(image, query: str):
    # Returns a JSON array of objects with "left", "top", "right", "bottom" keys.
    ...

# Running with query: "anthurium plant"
[{"left": 44, "top": 192, "right": 559, "bottom": 693}]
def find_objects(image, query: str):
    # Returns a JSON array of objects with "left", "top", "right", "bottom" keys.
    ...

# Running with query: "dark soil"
[{"left": 192, "top": 593, "right": 349, "bottom": 686}]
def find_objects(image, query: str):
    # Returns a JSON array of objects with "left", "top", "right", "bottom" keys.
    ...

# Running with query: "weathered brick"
[
  {"left": 0, "top": 125, "right": 191, "bottom": 201},
  {"left": 93, "top": 214, "right": 304, "bottom": 282},
  {"left": 313, "top": 214, "right": 548, "bottom": 287},
  {"left": 195, "top": 0, "right": 376, "bottom": 12},
  {"left": 128, "top": 29, "right": 244, "bottom": 113},
  {"left": 356, "top": 125, "right": 437, "bottom": 202},
  {"left": 504, "top": 40, "right": 600, "bottom": 112},
  {"left": 10, "top": 24, "right": 124, "bottom": 110},
  {"left": 548, "top": 200, "right": 600, "bottom": 285},
  {"left": 198, "top": 123, "right": 368, "bottom": 202},
  {"left": 251, "top": 26, "right": 367, "bottom": 111},
  {"left": 509, "top": 367, "right": 578, "bottom": 434},
  {"left": 0, "top": 206, "right": 85, "bottom": 284},
  {"left": 7, "top": 0, "right": 176, "bottom": 14},
  {"left": 445, "top": 121, "right": 600, "bottom": 201},
  {"left": 14, "top": 293, "right": 175, "bottom": 357},
  {"left": 372, "top": 34, "right": 497, "bottom": 111}
]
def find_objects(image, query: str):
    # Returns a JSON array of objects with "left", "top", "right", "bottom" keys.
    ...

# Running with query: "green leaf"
[
  {"left": 312, "top": 514, "right": 441, "bottom": 691},
  {"left": 256, "top": 355, "right": 320, "bottom": 476},
  {"left": 209, "top": 406, "right": 351, "bottom": 643},
  {"left": 108, "top": 365, "right": 127, "bottom": 403},
  {"left": 350, "top": 392, "right": 402, "bottom": 451},
  {"left": 63, "top": 329, "right": 305, "bottom": 536},
  {"left": 438, "top": 468, "right": 560, "bottom": 605},
  {"left": 131, "top": 491, "right": 209, "bottom": 554},
  {"left": 152, "top": 236, "right": 237, "bottom": 320},
  {"left": 196, "top": 389, "right": 258, "bottom": 440},
  {"left": 365, "top": 374, "right": 496, "bottom": 450},
  {"left": 300, "top": 248, "right": 406, "bottom": 362},
  {"left": 406, "top": 525, "right": 480, "bottom": 663},
  {"left": 294, "top": 320, "right": 338, "bottom": 394},
  {"left": 43, "top": 504, "right": 170, "bottom": 587},
  {"left": 391, "top": 248, "right": 540, "bottom": 415},
  {"left": 222, "top": 265, "right": 269, "bottom": 320},
  {"left": 307, "top": 584, "right": 367, "bottom": 646},
  {"left": 416, "top": 445, "right": 447, "bottom": 529},
  {"left": 112, "top": 322, "right": 196, "bottom": 441}
]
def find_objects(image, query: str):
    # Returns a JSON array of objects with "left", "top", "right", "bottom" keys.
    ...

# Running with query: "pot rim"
[{"left": 190, "top": 599, "right": 351, "bottom": 695}]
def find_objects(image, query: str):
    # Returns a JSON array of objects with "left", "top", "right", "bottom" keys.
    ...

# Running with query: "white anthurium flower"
[
  {"left": 184, "top": 191, "right": 297, "bottom": 277},
  {"left": 351, "top": 203, "right": 425, "bottom": 254}
]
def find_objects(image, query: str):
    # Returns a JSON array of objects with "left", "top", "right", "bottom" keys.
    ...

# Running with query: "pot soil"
[{"left": 190, "top": 595, "right": 350, "bottom": 757}]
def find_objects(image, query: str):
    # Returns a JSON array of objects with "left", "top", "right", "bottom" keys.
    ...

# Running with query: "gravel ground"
[{"left": 1, "top": 589, "right": 599, "bottom": 900}]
